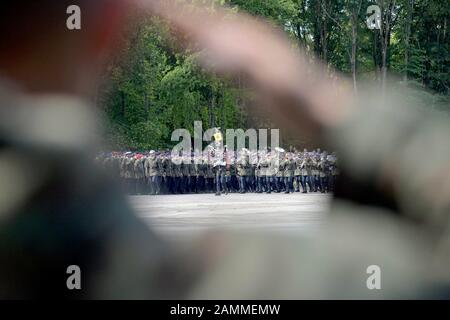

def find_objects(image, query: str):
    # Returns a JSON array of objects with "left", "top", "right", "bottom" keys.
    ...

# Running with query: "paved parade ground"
[{"left": 129, "top": 193, "right": 330, "bottom": 237}]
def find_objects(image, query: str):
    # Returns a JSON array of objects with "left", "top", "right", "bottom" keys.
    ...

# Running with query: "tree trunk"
[
  {"left": 350, "top": 5, "right": 359, "bottom": 94},
  {"left": 321, "top": 0, "right": 328, "bottom": 63},
  {"left": 314, "top": 0, "right": 323, "bottom": 57},
  {"left": 209, "top": 87, "right": 215, "bottom": 128},
  {"left": 295, "top": 0, "right": 308, "bottom": 51},
  {"left": 351, "top": 27, "right": 357, "bottom": 93},
  {"left": 350, "top": 0, "right": 363, "bottom": 94},
  {"left": 381, "top": 46, "right": 388, "bottom": 93},
  {"left": 372, "top": 29, "right": 381, "bottom": 82},
  {"left": 404, "top": 0, "right": 413, "bottom": 81},
  {"left": 296, "top": 23, "right": 304, "bottom": 49},
  {"left": 379, "top": 0, "right": 395, "bottom": 94}
]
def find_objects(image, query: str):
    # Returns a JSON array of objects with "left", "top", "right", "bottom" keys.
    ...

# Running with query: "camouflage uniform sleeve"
[{"left": 326, "top": 87, "right": 450, "bottom": 223}]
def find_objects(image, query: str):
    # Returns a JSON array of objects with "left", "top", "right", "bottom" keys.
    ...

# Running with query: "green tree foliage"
[
  {"left": 100, "top": 0, "right": 449, "bottom": 150},
  {"left": 100, "top": 14, "right": 244, "bottom": 150}
]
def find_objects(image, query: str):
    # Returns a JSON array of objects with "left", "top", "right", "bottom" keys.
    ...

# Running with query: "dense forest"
[{"left": 98, "top": 0, "right": 449, "bottom": 150}]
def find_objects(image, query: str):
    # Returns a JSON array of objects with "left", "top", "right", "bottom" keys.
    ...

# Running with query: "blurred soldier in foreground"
[
  {"left": 0, "top": 1, "right": 202, "bottom": 299},
  {"left": 130, "top": 0, "right": 450, "bottom": 298}
]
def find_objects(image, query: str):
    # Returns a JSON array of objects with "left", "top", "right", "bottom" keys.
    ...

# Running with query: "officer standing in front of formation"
[{"left": 213, "top": 151, "right": 225, "bottom": 196}]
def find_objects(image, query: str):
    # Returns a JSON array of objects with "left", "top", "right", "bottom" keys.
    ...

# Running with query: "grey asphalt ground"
[{"left": 129, "top": 193, "right": 330, "bottom": 238}]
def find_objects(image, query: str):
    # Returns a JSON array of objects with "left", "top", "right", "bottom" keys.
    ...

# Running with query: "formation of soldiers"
[{"left": 95, "top": 147, "right": 339, "bottom": 196}]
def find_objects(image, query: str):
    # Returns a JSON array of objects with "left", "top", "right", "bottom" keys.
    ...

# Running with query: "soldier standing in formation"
[
  {"left": 236, "top": 149, "right": 249, "bottom": 193},
  {"left": 134, "top": 154, "right": 146, "bottom": 194},
  {"left": 300, "top": 153, "right": 313, "bottom": 194},
  {"left": 283, "top": 153, "right": 295, "bottom": 193},
  {"left": 274, "top": 148, "right": 285, "bottom": 193},
  {"left": 144, "top": 151, "right": 160, "bottom": 195}
]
